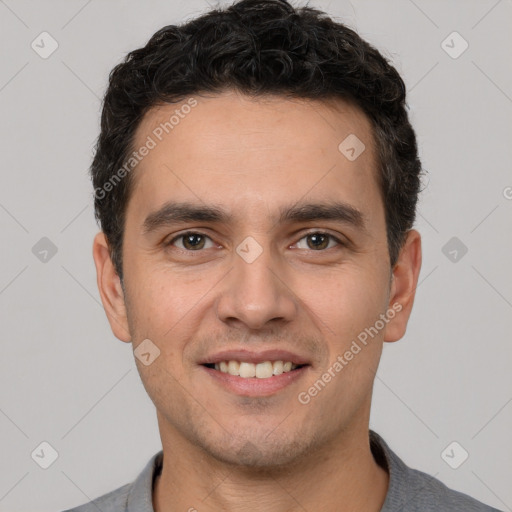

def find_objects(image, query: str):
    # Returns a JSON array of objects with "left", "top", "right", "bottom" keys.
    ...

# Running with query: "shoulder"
[
  {"left": 370, "top": 431, "right": 503, "bottom": 512},
  {"left": 400, "top": 464, "right": 502, "bottom": 511},
  {"left": 61, "top": 450, "right": 163, "bottom": 512},
  {"left": 61, "top": 482, "right": 131, "bottom": 512}
]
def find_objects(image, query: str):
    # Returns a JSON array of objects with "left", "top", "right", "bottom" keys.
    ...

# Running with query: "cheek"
[
  {"left": 127, "top": 264, "right": 228, "bottom": 375},
  {"left": 126, "top": 270, "right": 202, "bottom": 404},
  {"left": 130, "top": 258, "right": 189, "bottom": 317},
  {"left": 303, "top": 269, "right": 389, "bottom": 411},
  {"left": 309, "top": 266, "right": 389, "bottom": 345}
]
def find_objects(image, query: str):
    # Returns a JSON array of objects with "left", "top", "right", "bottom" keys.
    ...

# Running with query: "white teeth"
[
  {"left": 228, "top": 360, "right": 240, "bottom": 376},
  {"left": 273, "top": 360, "right": 284, "bottom": 375},
  {"left": 214, "top": 360, "right": 300, "bottom": 378},
  {"left": 255, "top": 361, "right": 273, "bottom": 379},
  {"left": 239, "top": 362, "right": 256, "bottom": 378}
]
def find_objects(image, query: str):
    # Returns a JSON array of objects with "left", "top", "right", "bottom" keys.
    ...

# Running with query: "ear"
[
  {"left": 92, "top": 231, "right": 132, "bottom": 343},
  {"left": 383, "top": 229, "right": 422, "bottom": 343}
]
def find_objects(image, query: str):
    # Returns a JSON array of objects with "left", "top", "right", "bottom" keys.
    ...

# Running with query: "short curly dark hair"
[{"left": 91, "top": 0, "right": 422, "bottom": 281}]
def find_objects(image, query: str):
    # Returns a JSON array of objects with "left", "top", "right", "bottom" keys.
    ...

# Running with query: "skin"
[{"left": 93, "top": 90, "right": 422, "bottom": 512}]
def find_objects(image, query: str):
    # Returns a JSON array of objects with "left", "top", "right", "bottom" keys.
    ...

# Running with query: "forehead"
[{"left": 126, "top": 91, "right": 382, "bottom": 229}]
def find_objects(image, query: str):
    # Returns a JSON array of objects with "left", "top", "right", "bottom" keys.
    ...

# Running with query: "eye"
[
  {"left": 168, "top": 232, "right": 215, "bottom": 251},
  {"left": 294, "top": 232, "right": 343, "bottom": 251}
]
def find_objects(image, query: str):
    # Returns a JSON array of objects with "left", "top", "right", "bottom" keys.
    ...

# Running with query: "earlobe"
[
  {"left": 92, "top": 232, "right": 132, "bottom": 343},
  {"left": 383, "top": 229, "right": 422, "bottom": 343}
]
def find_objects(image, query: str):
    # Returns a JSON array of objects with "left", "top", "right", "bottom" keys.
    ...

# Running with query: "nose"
[{"left": 215, "top": 241, "right": 298, "bottom": 331}]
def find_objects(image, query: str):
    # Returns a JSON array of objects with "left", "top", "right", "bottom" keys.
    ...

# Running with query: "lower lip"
[{"left": 201, "top": 365, "right": 309, "bottom": 397}]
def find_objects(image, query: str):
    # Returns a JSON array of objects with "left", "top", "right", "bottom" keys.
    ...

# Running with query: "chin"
[{"left": 198, "top": 429, "right": 316, "bottom": 471}]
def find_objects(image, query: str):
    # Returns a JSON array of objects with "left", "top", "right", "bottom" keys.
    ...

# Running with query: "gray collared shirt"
[{"left": 62, "top": 430, "right": 503, "bottom": 512}]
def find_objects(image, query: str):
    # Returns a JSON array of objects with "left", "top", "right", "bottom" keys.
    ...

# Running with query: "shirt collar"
[{"left": 126, "top": 449, "right": 163, "bottom": 512}]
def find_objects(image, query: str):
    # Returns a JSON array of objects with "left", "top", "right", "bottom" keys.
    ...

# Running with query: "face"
[{"left": 94, "top": 90, "right": 421, "bottom": 469}]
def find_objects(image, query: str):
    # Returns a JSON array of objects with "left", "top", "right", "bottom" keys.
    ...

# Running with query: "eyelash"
[{"left": 166, "top": 231, "right": 345, "bottom": 252}]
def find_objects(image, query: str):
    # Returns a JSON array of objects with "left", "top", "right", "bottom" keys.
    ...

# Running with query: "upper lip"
[{"left": 199, "top": 349, "right": 310, "bottom": 366}]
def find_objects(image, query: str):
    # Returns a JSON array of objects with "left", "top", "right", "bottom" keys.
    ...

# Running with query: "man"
[{"left": 64, "top": 0, "right": 502, "bottom": 510}]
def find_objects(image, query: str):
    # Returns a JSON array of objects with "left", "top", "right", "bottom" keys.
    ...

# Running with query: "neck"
[{"left": 153, "top": 425, "right": 389, "bottom": 512}]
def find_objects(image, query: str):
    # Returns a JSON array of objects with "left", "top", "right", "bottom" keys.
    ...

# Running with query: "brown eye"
[
  {"left": 169, "top": 232, "right": 214, "bottom": 251},
  {"left": 295, "top": 232, "right": 342, "bottom": 251},
  {"left": 307, "top": 233, "right": 329, "bottom": 250}
]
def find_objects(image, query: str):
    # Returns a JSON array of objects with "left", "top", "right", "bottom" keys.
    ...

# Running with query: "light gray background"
[{"left": 0, "top": 0, "right": 511, "bottom": 511}]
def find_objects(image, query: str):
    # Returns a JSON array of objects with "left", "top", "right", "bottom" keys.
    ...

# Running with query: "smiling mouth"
[{"left": 203, "top": 360, "right": 308, "bottom": 379}]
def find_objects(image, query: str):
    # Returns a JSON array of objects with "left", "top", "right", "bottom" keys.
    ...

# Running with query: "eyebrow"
[{"left": 142, "top": 200, "right": 367, "bottom": 235}]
